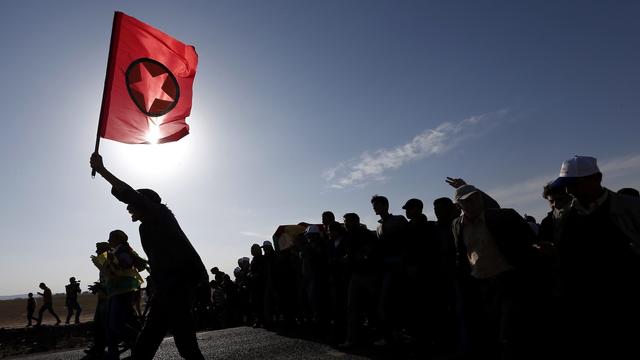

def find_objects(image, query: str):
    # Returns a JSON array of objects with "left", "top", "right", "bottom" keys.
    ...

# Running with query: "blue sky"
[{"left": 0, "top": 0, "right": 638, "bottom": 295}]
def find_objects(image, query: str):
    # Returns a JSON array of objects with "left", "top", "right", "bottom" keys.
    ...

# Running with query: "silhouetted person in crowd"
[
  {"left": 340, "top": 212, "right": 379, "bottom": 349},
  {"left": 326, "top": 220, "right": 349, "bottom": 341},
  {"left": 84, "top": 241, "right": 111, "bottom": 358},
  {"left": 104, "top": 230, "right": 144, "bottom": 359},
  {"left": 65, "top": 277, "right": 82, "bottom": 324},
  {"left": 236, "top": 257, "right": 251, "bottom": 324},
  {"left": 371, "top": 195, "right": 408, "bottom": 346},
  {"left": 249, "top": 243, "right": 266, "bottom": 328},
  {"left": 402, "top": 198, "right": 440, "bottom": 355},
  {"left": 551, "top": 156, "right": 640, "bottom": 358},
  {"left": 262, "top": 240, "right": 278, "bottom": 328},
  {"left": 538, "top": 182, "right": 572, "bottom": 248},
  {"left": 26, "top": 293, "right": 36, "bottom": 327},
  {"left": 322, "top": 211, "right": 341, "bottom": 242},
  {"left": 36, "top": 282, "right": 60, "bottom": 325},
  {"left": 432, "top": 197, "right": 461, "bottom": 356},
  {"left": 618, "top": 187, "right": 640, "bottom": 198},
  {"left": 90, "top": 153, "right": 208, "bottom": 360},
  {"left": 533, "top": 182, "right": 573, "bottom": 355},
  {"left": 452, "top": 184, "right": 536, "bottom": 359}
]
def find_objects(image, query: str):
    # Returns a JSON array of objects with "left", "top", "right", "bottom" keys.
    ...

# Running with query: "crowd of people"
[
  {"left": 200, "top": 155, "right": 640, "bottom": 359},
  {"left": 24, "top": 154, "right": 640, "bottom": 360}
]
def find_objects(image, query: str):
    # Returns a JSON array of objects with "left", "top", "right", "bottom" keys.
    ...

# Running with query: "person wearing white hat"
[{"left": 551, "top": 155, "right": 640, "bottom": 358}]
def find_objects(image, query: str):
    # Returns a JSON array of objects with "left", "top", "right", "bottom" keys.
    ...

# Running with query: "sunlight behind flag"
[{"left": 145, "top": 119, "right": 161, "bottom": 144}]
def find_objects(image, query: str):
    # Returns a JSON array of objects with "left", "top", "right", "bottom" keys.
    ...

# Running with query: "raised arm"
[
  {"left": 90, "top": 153, "right": 125, "bottom": 188},
  {"left": 90, "top": 153, "right": 151, "bottom": 211}
]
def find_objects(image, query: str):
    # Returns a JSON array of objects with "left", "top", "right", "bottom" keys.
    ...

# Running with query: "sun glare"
[{"left": 145, "top": 119, "right": 161, "bottom": 144}]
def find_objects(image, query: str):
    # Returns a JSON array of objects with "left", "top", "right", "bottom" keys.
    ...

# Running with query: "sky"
[{"left": 0, "top": 0, "right": 638, "bottom": 296}]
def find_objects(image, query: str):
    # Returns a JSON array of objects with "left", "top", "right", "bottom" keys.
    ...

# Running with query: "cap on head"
[
  {"left": 551, "top": 155, "right": 600, "bottom": 188},
  {"left": 136, "top": 188, "right": 161, "bottom": 204},
  {"left": 454, "top": 184, "right": 479, "bottom": 203},
  {"left": 402, "top": 198, "right": 423, "bottom": 210},
  {"left": 262, "top": 240, "right": 273, "bottom": 248}
]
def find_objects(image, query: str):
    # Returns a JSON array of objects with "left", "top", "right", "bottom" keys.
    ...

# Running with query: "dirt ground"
[{"left": 0, "top": 294, "right": 97, "bottom": 329}]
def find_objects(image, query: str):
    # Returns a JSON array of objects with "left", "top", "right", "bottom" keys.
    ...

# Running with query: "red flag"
[{"left": 98, "top": 12, "right": 198, "bottom": 144}]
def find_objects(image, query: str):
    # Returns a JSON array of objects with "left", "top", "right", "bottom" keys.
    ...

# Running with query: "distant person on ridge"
[
  {"left": 26, "top": 292, "right": 37, "bottom": 327},
  {"left": 35, "top": 282, "right": 61, "bottom": 326},
  {"left": 90, "top": 153, "right": 209, "bottom": 360},
  {"left": 65, "top": 277, "right": 82, "bottom": 324}
]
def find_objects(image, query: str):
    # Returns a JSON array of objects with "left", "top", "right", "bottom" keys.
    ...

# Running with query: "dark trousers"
[
  {"left": 36, "top": 303, "right": 60, "bottom": 325},
  {"left": 91, "top": 297, "right": 107, "bottom": 353},
  {"left": 378, "top": 267, "right": 406, "bottom": 342},
  {"left": 132, "top": 289, "right": 204, "bottom": 360},
  {"left": 27, "top": 309, "right": 35, "bottom": 326},
  {"left": 460, "top": 271, "right": 523, "bottom": 360},
  {"left": 66, "top": 300, "right": 82, "bottom": 324},
  {"left": 106, "top": 292, "right": 138, "bottom": 359},
  {"left": 346, "top": 273, "right": 377, "bottom": 343}
]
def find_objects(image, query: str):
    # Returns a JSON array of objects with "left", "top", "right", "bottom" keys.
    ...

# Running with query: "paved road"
[{"left": 13, "top": 327, "right": 372, "bottom": 359}]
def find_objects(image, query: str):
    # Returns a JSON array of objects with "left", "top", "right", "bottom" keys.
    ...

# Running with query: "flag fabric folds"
[{"left": 98, "top": 11, "right": 198, "bottom": 144}]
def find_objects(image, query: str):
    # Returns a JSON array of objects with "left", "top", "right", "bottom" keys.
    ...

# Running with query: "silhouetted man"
[
  {"left": 371, "top": 194, "right": 408, "bottom": 346},
  {"left": 36, "top": 282, "right": 61, "bottom": 325},
  {"left": 104, "top": 230, "right": 144, "bottom": 359},
  {"left": 26, "top": 293, "right": 36, "bottom": 327},
  {"left": 90, "top": 153, "right": 208, "bottom": 360},
  {"left": 84, "top": 242, "right": 111, "bottom": 358},
  {"left": 551, "top": 156, "right": 640, "bottom": 358},
  {"left": 340, "top": 212, "right": 379, "bottom": 348},
  {"left": 402, "top": 198, "right": 439, "bottom": 355},
  {"left": 432, "top": 197, "right": 461, "bottom": 355},
  {"left": 452, "top": 185, "right": 536, "bottom": 359},
  {"left": 65, "top": 277, "right": 82, "bottom": 324}
]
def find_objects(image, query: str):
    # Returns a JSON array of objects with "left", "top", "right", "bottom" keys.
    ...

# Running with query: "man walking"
[
  {"left": 36, "top": 282, "right": 61, "bottom": 326},
  {"left": 65, "top": 277, "right": 82, "bottom": 324},
  {"left": 90, "top": 153, "right": 209, "bottom": 360}
]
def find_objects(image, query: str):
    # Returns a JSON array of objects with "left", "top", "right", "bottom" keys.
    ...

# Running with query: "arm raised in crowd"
[
  {"left": 445, "top": 176, "right": 501, "bottom": 209},
  {"left": 90, "top": 153, "right": 128, "bottom": 189},
  {"left": 89, "top": 153, "right": 149, "bottom": 209}
]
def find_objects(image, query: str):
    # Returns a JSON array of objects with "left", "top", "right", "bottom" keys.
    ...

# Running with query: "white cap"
[{"left": 551, "top": 155, "right": 600, "bottom": 188}]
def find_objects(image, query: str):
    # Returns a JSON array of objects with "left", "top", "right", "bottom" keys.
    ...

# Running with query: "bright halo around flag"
[{"left": 97, "top": 11, "right": 198, "bottom": 145}]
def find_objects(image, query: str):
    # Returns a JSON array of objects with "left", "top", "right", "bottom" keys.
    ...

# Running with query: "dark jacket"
[
  {"left": 112, "top": 183, "right": 207, "bottom": 290},
  {"left": 452, "top": 208, "right": 537, "bottom": 277},
  {"left": 405, "top": 214, "right": 439, "bottom": 275}
]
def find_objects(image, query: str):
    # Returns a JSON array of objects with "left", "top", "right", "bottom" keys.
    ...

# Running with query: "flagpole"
[{"left": 92, "top": 12, "right": 121, "bottom": 178}]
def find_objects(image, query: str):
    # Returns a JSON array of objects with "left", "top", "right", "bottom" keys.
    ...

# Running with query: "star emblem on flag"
[{"left": 125, "top": 58, "right": 180, "bottom": 117}]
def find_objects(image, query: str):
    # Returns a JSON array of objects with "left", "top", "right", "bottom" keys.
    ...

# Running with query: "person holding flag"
[{"left": 90, "top": 153, "right": 209, "bottom": 360}]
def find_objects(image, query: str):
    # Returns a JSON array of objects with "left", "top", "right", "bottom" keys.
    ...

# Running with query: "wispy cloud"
[
  {"left": 239, "top": 231, "right": 270, "bottom": 239},
  {"left": 323, "top": 110, "right": 508, "bottom": 189}
]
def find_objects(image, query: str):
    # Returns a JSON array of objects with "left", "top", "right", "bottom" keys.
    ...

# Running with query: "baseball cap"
[
  {"left": 262, "top": 240, "right": 273, "bottom": 248},
  {"left": 454, "top": 184, "right": 480, "bottom": 202},
  {"left": 402, "top": 198, "right": 423, "bottom": 210},
  {"left": 551, "top": 156, "right": 600, "bottom": 188}
]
